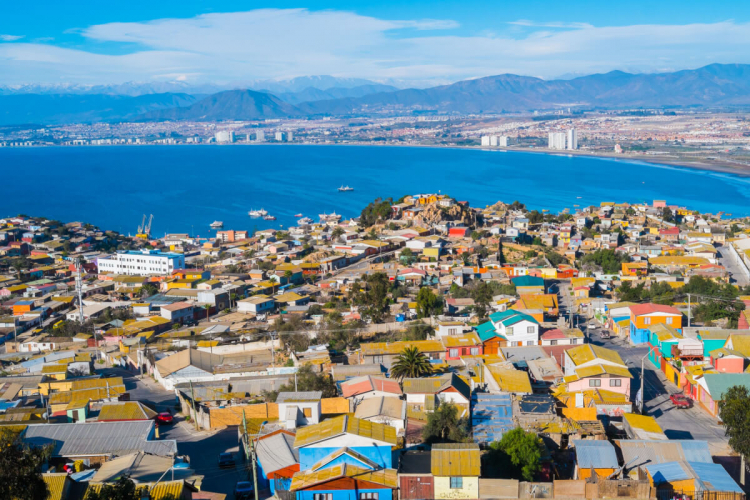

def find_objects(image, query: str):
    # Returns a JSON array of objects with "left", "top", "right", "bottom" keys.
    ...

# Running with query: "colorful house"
[
  {"left": 481, "top": 310, "right": 540, "bottom": 348},
  {"left": 573, "top": 440, "right": 618, "bottom": 479},
  {"left": 511, "top": 275, "right": 545, "bottom": 294},
  {"left": 563, "top": 344, "right": 631, "bottom": 396},
  {"left": 256, "top": 430, "right": 300, "bottom": 494},
  {"left": 431, "top": 444, "right": 481, "bottom": 500},
  {"left": 442, "top": 333, "right": 483, "bottom": 360},
  {"left": 290, "top": 416, "right": 398, "bottom": 500},
  {"left": 629, "top": 303, "right": 682, "bottom": 345}
]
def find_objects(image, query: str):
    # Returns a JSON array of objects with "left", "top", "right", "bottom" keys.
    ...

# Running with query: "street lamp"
[{"left": 638, "top": 346, "right": 660, "bottom": 414}]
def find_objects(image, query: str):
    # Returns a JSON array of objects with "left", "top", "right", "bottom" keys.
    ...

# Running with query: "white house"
[
  {"left": 277, "top": 391, "right": 322, "bottom": 429},
  {"left": 487, "top": 310, "right": 540, "bottom": 346},
  {"left": 237, "top": 295, "right": 275, "bottom": 315}
]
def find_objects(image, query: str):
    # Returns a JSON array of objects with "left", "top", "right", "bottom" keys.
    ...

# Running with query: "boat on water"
[
  {"left": 576, "top": 196, "right": 582, "bottom": 199},
  {"left": 319, "top": 211, "right": 342, "bottom": 222},
  {"left": 338, "top": 185, "right": 354, "bottom": 192},
  {"left": 294, "top": 213, "right": 303, "bottom": 217},
  {"left": 263, "top": 215, "right": 277, "bottom": 221},
  {"left": 210, "top": 221, "right": 223, "bottom": 229},
  {"left": 299, "top": 217, "right": 313, "bottom": 225},
  {"left": 248, "top": 208, "right": 268, "bottom": 217}
]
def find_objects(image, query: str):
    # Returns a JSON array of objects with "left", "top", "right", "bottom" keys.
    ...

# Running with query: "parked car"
[
  {"left": 156, "top": 412, "right": 174, "bottom": 424},
  {"left": 219, "top": 452, "right": 236, "bottom": 469},
  {"left": 173, "top": 456, "right": 190, "bottom": 469},
  {"left": 600, "top": 330, "right": 611, "bottom": 340},
  {"left": 670, "top": 393, "right": 693, "bottom": 409},
  {"left": 234, "top": 481, "right": 254, "bottom": 499}
]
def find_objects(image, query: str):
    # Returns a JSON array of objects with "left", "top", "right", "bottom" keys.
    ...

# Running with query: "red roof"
[
  {"left": 341, "top": 376, "right": 402, "bottom": 398},
  {"left": 540, "top": 329, "right": 566, "bottom": 340},
  {"left": 399, "top": 268, "right": 426, "bottom": 276},
  {"left": 629, "top": 303, "right": 680, "bottom": 317},
  {"left": 659, "top": 227, "right": 680, "bottom": 235}
]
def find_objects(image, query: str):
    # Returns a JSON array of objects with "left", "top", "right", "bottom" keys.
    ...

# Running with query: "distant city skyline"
[{"left": 3, "top": 1, "right": 750, "bottom": 87}]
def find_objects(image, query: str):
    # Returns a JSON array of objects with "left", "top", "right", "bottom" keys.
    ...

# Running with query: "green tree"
[
  {"left": 471, "top": 282, "right": 494, "bottom": 320},
  {"left": 581, "top": 249, "right": 631, "bottom": 274},
  {"left": 662, "top": 207, "right": 674, "bottom": 223},
  {"left": 352, "top": 272, "right": 390, "bottom": 323},
  {"left": 264, "top": 364, "right": 338, "bottom": 401},
  {"left": 402, "top": 321, "right": 434, "bottom": 341},
  {"left": 331, "top": 226, "right": 345, "bottom": 240},
  {"left": 487, "top": 428, "right": 542, "bottom": 481},
  {"left": 390, "top": 346, "right": 433, "bottom": 380},
  {"left": 140, "top": 282, "right": 158, "bottom": 298},
  {"left": 360, "top": 198, "right": 393, "bottom": 227},
  {"left": 719, "top": 385, "right": 750, "bottom": 461},
  {"left": 400, "top": 247, "right": 416, "bottom": 265},
  {"left": 422, "top": 402, "right": 470, "bottom": 444},
  {"left": 416, "top": 287, "right": 442, "bottom": 319},
  {"left": 0, "top": 428, "right": 51, "bottom": 500}
]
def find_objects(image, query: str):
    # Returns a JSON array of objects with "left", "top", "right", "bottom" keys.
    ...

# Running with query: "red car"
[
  {"left": 670, "top": 394, "right": 693, "bottom": 409},
  {"left": 156, "top": 412, "right": 174, "bottom": 424}
]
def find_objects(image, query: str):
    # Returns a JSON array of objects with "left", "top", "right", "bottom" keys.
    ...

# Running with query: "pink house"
[
  {"left": 565, "top": 364, "right": 632, "bottom": 396},
  {"left": 710, "top": 349, "right": 745, "bottom": 373}
]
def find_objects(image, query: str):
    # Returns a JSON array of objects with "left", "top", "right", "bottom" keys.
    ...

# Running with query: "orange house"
[
  {"left": 13, "top": 301, "right": 34, "bottom": 315},
  {"left": 622, "top": 262, "right": 648, "bottom": 277}
]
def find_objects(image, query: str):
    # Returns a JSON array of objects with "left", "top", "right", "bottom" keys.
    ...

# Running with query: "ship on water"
[
  {"left": 298, "top": 217, "right": 313, "bottom": 225},
  {"left": 263, "top": 214, "right": 276, "bottom": 221},
  {"left": 294, "top": 213, "right": 303, "bottom": 217},
  {"left": 210, "top": 221, "right": 223, "bottom": 228},
  {"left": 338, "top": 185, "right": 354, "bottom": 192},
  {"left": 319, "top": 211, "right": 342, "bottom": 222},
  {"left": 248, "top": 208, "right": 268, "bottom": 217}
]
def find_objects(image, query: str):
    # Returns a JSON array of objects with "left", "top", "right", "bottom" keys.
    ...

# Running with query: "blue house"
[
  {"left": 255, "top": 430, "right": 299, "bottom": 494},
  {"left": 290, "top": 415, "right": 398, "bottom": 500}
]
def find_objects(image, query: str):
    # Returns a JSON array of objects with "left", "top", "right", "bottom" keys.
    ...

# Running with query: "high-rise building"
[
  {"left": 275, "top": 132, "right": 284, "bottom": 141},
  {"left": 286, "top": 131, "right": 293, "bottom": 142},
  {"left": 567, "top": 129, "right": 578, "bottom": 150},
  {"left": 481, "top": 136, "right": 491, "bottom": 146},
  {"left": 98, "top": 249, "right": 185, "bottom": 276},
  {"left": 548, "top": 132, "right": 566, "bottom": 150},
  {"left": 215, "top": 131, "right": 234, "bottom": 143},
  {"left": 256, "top": 130, "right": 265, "bottom": 142},
  {"left": 498, "top": 136, "right": 509, "bottom": 147},
  {"left": 490, "top": 136, "right": 499, "bottom": 146}
]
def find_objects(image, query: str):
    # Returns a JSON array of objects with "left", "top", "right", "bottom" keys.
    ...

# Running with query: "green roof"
[
  {"left": 703, "top": 373, "right": 750, "bottom": 401},
  {"left": 511, "top": 275, "right": 544, "bottom": 287},
  {"left": 476, "top": 321, "right": 498, "bottom": 342},
  {"left": 489, "top": 309, "right": 539, "bottom": 327}
]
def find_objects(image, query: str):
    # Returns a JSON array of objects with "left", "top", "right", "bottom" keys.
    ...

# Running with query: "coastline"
[{"left": 4, "top": 140, "right": 750, "bottom": 179}]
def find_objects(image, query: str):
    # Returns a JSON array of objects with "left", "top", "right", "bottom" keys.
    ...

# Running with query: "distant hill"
[
  {"left": 142, "top": 90, "right": 300, "bottom": 121},
  {"left": 299, "top": 63, "right": 750, "bottom": 114},
  {"left": 0, "top": 93, "right": 197, "bottom": 126},
  {"left": 272, "top": 84, "right": 399, "bottom": 105}
]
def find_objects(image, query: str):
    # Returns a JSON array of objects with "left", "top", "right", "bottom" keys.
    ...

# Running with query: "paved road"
[
  {"left": 100, "top": 367, "right": 253, "bottom": 499},
  {"left": 718, "top": 246, "right": 750, "bottom": 287},
  {"left": 586, "top": 329, "right": 731, "bottom": 455}
]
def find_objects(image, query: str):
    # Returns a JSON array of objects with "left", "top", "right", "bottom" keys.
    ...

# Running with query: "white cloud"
[
  {"left": 0, "top": 34, "right": 24, "bottom": 41},
  {"left": 1, "top": 10, "right": 750, "bottom": 86}
]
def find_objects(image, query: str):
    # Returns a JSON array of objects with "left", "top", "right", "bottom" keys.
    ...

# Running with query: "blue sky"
[{"left": 3, "top": 0, "right": 750, "bottom": 87}]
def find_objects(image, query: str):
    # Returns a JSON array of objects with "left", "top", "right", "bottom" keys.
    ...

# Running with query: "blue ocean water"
[{"left": 0, "top": 144, "right": 748, "bottom": 236}]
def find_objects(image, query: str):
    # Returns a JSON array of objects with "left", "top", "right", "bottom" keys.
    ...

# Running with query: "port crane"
[{"left": 136, "top": 214, "right": 153, "bottom": 239}]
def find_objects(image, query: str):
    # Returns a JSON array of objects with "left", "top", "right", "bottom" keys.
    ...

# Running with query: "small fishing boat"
[
  {"left": 210, "top": 221, "right": 223, "bottom": 229},
  {"left": 263, "top": 215, "right": 276, "bottom": 221},
  {"left": 248, "top": 208, "right": 268, "bottom": 217},
  {"left": 319, "top": 211, "right": 342, "bottom": 222},
  {"left": 299, "top": 217, "right": 313, "bottom": 225},
  {"left": 294, "top": 213, "right": 303, "bottom": 217},
  {"left": 338, "top": 185, "right": 354, "bottom": 192}
]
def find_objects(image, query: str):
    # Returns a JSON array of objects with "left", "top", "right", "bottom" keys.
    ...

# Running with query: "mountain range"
[{"left": 2, "top": 64, "right": 750, "bottom": 126}]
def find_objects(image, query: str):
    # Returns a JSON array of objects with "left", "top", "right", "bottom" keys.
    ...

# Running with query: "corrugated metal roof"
[
  {"left": 615, "top": 440, "right": 712, "bottom": 469},
  {"left": 256, "top": 431, "right": 298, "bottom": 474},
  {"left": 293, "top": 415, "right": 397, "bottom": 448},
  {"left": 98, "top": 401, "right": 157, "bottom": 421},
  {"left": 311, "top": 447, "right": 378, "bottom": 472},
  {"left": 646, "top": 461, "right": 691, "bottom": 484},
  {"left": 431, "top": 443, "right": 481, "bottom": 476},
  {"left": 572, "top": 440, "right": 618, "bottom": 469},
  {"left": 42, "top": 473, "right": 68, "bottom": 500},
  {"left": 486, "top": 364, "right": 533, "bottom": 394},
  {"left": 23, "top": 421, "right": 176, "bottom": 457},
  {"left": 276, "top": 391, "right": 322, "bottom": 403},
  {"left": 290, "top": 464, "right": 397, "bottom": 490},
  {"left": 471, "top": 393, "right": 514, "bottom": 445},
  {"left": 690, "top": 461, "right": 743, "bottom": 493}
]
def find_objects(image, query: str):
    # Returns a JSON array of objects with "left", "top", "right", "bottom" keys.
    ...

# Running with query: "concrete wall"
[{"left": 479, "top": 479, "right": 519, "bottom": 499}]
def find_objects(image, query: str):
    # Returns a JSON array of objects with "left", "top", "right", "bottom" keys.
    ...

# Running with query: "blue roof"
[
  {"left": 678, "top": 441, "right": 714, "bottom": 463},
  {"left": 511, "top": 275, "right": 544, "bottom": 287},
  {"left": 646, "top": 461, "right": 691, "bottom": 484},
  {"left": 690, "top": 462, "right": 743, "bottom": 493},
  {"left": 476, "top": 321, "right": 499, "bottom": 342},
  {"left": 573, "top": 440, "right": 618, "bottom": 469},
  {"left": 471, "top": 393, "right": 514, "bottom": 445}
]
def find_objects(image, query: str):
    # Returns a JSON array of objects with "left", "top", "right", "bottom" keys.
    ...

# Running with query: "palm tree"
[{"left": 390, "top": 346, "right": 433, "bottom": 380}]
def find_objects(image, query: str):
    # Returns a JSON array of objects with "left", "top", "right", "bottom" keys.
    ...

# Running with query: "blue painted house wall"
[
  {"left": 298, "top": 446, "right": 392, "bottom": 470},
  {"left": 297, "top": 487, "right": 391, "bottom": 500},
  {"left": 699, "top": 338, "right": 726, "bottom": 358},
  {"left": 629, "top": 323, "right": 650, "bottom": 345}
]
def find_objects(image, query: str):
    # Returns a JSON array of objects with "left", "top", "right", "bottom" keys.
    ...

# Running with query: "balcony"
[{"left": 671, "top": 344, "right": 704, "bottom": 359}]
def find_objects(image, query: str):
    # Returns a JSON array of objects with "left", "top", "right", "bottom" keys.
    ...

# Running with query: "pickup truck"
[{"left": 670, "top": 393, "right": 693, "bottom": 409}]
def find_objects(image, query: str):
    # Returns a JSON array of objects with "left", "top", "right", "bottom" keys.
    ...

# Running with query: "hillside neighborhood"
[{"left": 2, "top": 193, "right": 750, "bottom": 500}]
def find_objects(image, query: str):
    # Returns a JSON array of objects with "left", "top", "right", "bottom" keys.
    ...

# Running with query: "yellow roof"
[
  {"left": 320, "top": 397, "right": 350, "bottom": 415},
  {"left": 650, "top": 323, "right": 683, "bottom": 341},
  {"left": 42, "top": 474, "right": 68, "bottom": 500},
  {"left": 729, "top": 335, "right": 750, "bottom": 357},
  {"left": 566, "top": 344, "right": 625, "bottom": 367},
  {"left": 87, "top": 480, "right": 184, "bottom": 500},
  {"left": 291, "top": 464, "right": 397, "bottom": 491},
  {"left": 361, "top": 340, "right": 445, "bottom": 356},
  {"left": 649, "top": 256, "right": 710, "bottom": 266},
  {"left": 98, "top": 401, "right": 157, "bottom": 421},
  {"left": 486, "top": 364, "right": 533, "bottom": 393},
  {"left": 49, "top": 385, "right": 126, "bottom": 405},
  {"left": 442, "top": 332, "right": 481, "bottom": 348},
  {"left": 70, "top": 377, "right": 124, "bottom": 390},
  {"left": 275, "top": 292, "right": 305, "bottom": 302},
  {"left": 623, "top": 413, "right": 663, "bottom": 433},
  {"left": 294, "top": 415, "right": 397, "bottom": 448},
  {"left": 517, "top": 293, "right": 559, "bottom": 310},
  {"left": 42, "top": 364, "right": 68, "bottom": 374},
  {"left": 431, "top": 443, "right": 481, "bottom": 476},
  {"left": 573, "top": 363, "right": 633, "bottom": 380},
  {"left": 196, "top": 340, "right": 220, "bottom": 347}
]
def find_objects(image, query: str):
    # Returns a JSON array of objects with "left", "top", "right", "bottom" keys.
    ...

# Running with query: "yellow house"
[
  {"left": 165, "top": 278, "right": 200, "bottom": 290},
  {"left": 432, "top": 443, "right": 480, "bottom": 500},
  {"left": 41, "top": 364, "right": 68, "bottom": 380},
  {"left": 424, "top": 247, "right": 441, "bottom": 259}
]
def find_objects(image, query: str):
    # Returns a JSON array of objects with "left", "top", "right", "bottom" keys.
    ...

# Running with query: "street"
[
  {"left": 102, "top": 367, "right": 251, "bottom": 498},
  {"left": 718, "top": 246, "right": 750, "bottom": 287}
]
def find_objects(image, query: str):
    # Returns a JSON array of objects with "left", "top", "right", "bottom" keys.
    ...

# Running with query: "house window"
[
  {"left": 315, "top": 495, "right": 333, "bottom": 500},
  {"left": 450, "top": 477, "right": 463, "bottom": 489},
  {"left": 303, "top": 407, "right": 312, "bottom": 417},
  {"left": 550, "top": 340, "right": 558, "bottom": 346},
  {"left": 450, "top": 349, "right": 459, "bottom": 358},
  {"left": 589, "top": 379, "right": 601, "bottom": 387},
  {"left": 570, "top": 339, "right": 578, "bottom": 344},
  {"left": 527, "top": 326, "right": 535, "bottom": 334},
  {"left": 644, "top": 317, "right": 651, "bottom": 325},
  {"left": 372, "top": 355, "right": 384, "bottom": 364},
  {"left": 507, "top": 327, "right": 514, "bottom": 335},
  {"left": 610, "top": 379, "right": 622, "bottom": 387},
  {"left": 470, "top": 348, "right": 479, "bottom": 355},
  {"left": 359, "top": 494, "right": 378, "bottom": 500},
  {"left": 666, "top": 317, "right": 673, "bottom": 324}
]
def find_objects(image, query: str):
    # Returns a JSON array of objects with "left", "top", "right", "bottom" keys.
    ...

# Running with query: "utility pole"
[
  {"left": 190, "top": 381, "right": 198, "bottom": 430},
  {"left": 242, "top": 410, "right": 260, "bottom": 500},
  {"left": 687, "top": 293, "right": 691, "bottom": 328}
]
